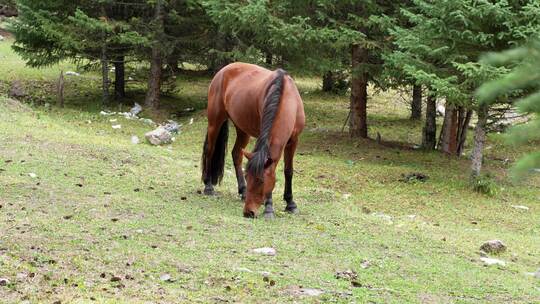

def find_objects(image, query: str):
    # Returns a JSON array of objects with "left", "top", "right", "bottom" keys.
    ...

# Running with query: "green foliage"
[
  {"left": 470, "top": 173, "right": 499, "bottom": 196},
  {"left": 202, "top": 0, "right": 395, "bottom": 76},
  {"left": 477, "top": 38, "right": 540, "bottom": 179},
  {"left": 385, "top": 0, "right": 534, "bottom": 105}
]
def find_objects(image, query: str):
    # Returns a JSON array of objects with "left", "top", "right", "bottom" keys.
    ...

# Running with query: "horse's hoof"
[
  {"left": 264, "top": 212, "right": 275, "bottom": 220},
  {"left": 285, "top": 207, "right": 299, "bottom": 214}
]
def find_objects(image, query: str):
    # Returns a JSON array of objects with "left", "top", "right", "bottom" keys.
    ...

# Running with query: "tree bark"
[
  {"left": 349, "top": 44, "right": 368, "bottom": 138},
  {"left": 166, "top": 54, "right": 180, "bottom": 74},
  {"left": 457, "top": 109, "right": 473, "bottom": 155},
  {"left": 144, "top": 0, "right": 164, "bottom": 110},
  {"left": 440, "top": 103, "right": 458, "bottom": 154},
  {"left": 410, "top": 84, "right": 422, "bottom": 120},
  {"left": 471, "top": 105, "right": 488, "bottom": 178},
  {"left": 101, "top": 45, "right": 110, "bottom": 105},
  {"left": 57, "top": 71, "right": 64, "bottom": 108},
  {"left": 422, "top": 92, "right": 437, "bottom": 150},
  {"left": 322, "top": 71, "right": 334, "bottom": 92},
  {"left": 114, "top": 55, "right": 125, "bottom": 100}
]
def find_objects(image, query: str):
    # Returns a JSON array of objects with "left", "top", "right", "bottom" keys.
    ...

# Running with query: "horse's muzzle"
[{"left": 243, "top": 210, "right": 256, "bottom": 218}]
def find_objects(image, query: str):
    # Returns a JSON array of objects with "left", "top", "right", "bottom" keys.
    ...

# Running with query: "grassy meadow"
[{"left": 0, "top": 34, "right": 539, "bottom": 303}]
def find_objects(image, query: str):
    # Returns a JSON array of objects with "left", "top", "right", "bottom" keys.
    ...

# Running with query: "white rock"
[
  {"left": 145, "top": 127, "right": 172, "bottom": 145},
  {"left": 260, "top": 271, "right": 271, "bottom": 277},
  {"left": 535, "top": 269, "right": 540, "bottom": 279},
  {"left": 65, "top": 71, "right": 80, "bottom": 76},
  {"left": 0, "top": 35, "right": 4, "bottom": 41},
  {"left": 252, "top": 247, "right": 276, "bottom": 256},
  {"left": 189, "top": 118, "right": 194, "bottom": 125},
  {"left": 480, "top": 257, "right": 506, "bottom": 266},
  {"left": 342, "top": 193, "right": 351, "bottom": 200},
  {"left": 112, "top": 124, "right": 122, "bottom": 129},
  {"left": 159, "top": 274, "right": 172, "bottom": 282},
  {"left": 28, "top": 173, "right": 37, "bottom": 178},
  {"left": 109, "top": 119, "right": 117, "bottom": 122},
  {"left": 511, "top": 205, "right": 529, "bottom": 211},
  {"left": 298, "top": 288, "right": 324, "bottom": 296},
  {"left": 236, "top": 267, "right": 253, "bottom": 273},
  {"left": 130, "top": 103, "right": 142, "bottom": 116},
  {"left": 373, "top": 212, "right": 393, "bottom": 222},
  {"left": 131, "top": 136, "right": 140, "bottom": 145}
]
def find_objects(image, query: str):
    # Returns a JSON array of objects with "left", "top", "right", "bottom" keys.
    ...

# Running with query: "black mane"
[{"left": 246, "top": 69, "right": 287, "bottom": 178}]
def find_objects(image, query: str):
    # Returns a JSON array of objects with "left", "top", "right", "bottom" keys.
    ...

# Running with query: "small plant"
[{"left": 471, "top": 173, "right": 499, "bottom": 196}]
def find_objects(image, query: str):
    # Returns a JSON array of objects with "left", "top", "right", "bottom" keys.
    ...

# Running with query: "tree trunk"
[
  {"left": 265, "top": 53, "right": 272, "bottom": 65},
  {"left": 57, "top": 71, "right": 64, "bottom": 108},
  {"left": 410, "top": 84, "right": 422, "bottom": 120},
  {"left": 422, "top": 93, "right": 437, "bottom": 150},
  {"left": 471, "top": 105, "right": 488, "bottom": 178},
  {"left": 166, "top": 55, "right": 180, "bottom": 74},
  {"left": 349, "top": 44, "right": 369, "bottom": 138},
  {"left": 144, "top": 0, "right": 164, "bottom": 110},
  {"left": 322, "top": 71, "right": 334, "bottom": 92},
  {"left": 101, "top": 46, "right": 110, "bottom": 105},
  {"left": 114, "top": 56, "right": 125, "bottom": 100},
  {"left": 440, "top": 103, "right": 458, "bottom": 154},
  {"left": 456, "top": 109, "right": 473, "bottom": 155}
]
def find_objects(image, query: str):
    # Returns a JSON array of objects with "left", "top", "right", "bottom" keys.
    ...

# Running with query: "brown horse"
[{"left": 201, "top": 62, "right": 305, "bottom": 218}]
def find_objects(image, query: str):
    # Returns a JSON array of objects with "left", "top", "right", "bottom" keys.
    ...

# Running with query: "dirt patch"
[
  {"left": 0, "top": 27, "right": 12, "bottom": 39},
  {"left": 1, "top": 97, "right": 31, "bottom": 113}
]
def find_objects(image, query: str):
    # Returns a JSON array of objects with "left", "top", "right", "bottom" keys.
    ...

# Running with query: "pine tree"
[{"left": 477, "top": 38, "right": 540, "bottom": 178}]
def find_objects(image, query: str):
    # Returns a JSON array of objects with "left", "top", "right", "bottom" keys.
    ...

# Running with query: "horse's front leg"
[
  {"left": 283, "top": 138, "right": 299, "bottom": 213},
  {"left": 263, "top": 193, "right": 275, "bottom": 219}
]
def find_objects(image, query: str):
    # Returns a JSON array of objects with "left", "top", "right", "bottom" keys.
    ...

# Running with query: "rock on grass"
[
  {"left": 145, "top": 127, "right": 172, "bottom": 145},
  {"left": 335, "top": 269, "right": 358, "bottom": 281},
  {"left": 252, "top": 247, "right": 276, "bottom": 256},
  {"left": 480, "top": 240, "right": 507, "bottom": 254},
  {"left": 480, "top": 257, "right": 506, "bottom": 267}
]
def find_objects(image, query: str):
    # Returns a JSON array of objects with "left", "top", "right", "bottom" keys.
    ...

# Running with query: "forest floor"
[{"left": 1, "top": 35, "right": 539, "bottom": 303}]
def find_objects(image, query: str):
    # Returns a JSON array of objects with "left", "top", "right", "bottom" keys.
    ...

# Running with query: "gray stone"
[
  {"left": 145, "top": 127, "right": 172, "bottom": 145},
  {"left": 480, "top": 240, "right": 507, "bottom": 254},
  {"left": 335, "top": 269, "right": 358, "bottom": 281},
  {"left": 252, "top": 247, "right": 276, "bottom": 256},
  {"left": 130, "top": 103, "right": 142, "bottom": 116},
  {"left": 535, "top": 269, "right": 540, "bottom": 279},
  {"left": 9, "top": 80, "right": 25, "bottom": 98},
  {"left": 480, "top": 257, "right": 506, "bottom": 267}
]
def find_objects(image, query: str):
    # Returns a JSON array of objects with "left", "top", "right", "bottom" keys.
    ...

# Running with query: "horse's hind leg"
[
  {"left": 283, "top": 137, "right": 299, "bottom": 213},
  {"left": 231, "top": 127, "right": 250, "bottom": 200},
  {"left": 202, "top": 116, "right": 228, "bottom": 195}
]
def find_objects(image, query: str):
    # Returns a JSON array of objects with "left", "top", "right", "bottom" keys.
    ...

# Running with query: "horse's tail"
[
  {"left": 246, "top": 69, "right": 287, "bottom": 178},
  {"left": 202, "top": 120, "right": 229, "bottom": 185}
]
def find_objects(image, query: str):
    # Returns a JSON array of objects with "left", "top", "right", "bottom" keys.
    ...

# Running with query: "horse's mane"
[{"left": 246, "top": 68, "right": 287, "bottom": 178}]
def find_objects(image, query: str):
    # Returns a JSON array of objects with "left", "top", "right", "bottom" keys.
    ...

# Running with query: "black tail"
[
  {"left": 202, "top": 120, "right": 229, "bottom": 185},
  {"left": 246, "top": 69, "right": 287, "bottom": 178}
]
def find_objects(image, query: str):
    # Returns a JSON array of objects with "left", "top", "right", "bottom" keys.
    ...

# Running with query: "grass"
[{"left": 0, "top": 36, "right": 539, "bottom": 303}]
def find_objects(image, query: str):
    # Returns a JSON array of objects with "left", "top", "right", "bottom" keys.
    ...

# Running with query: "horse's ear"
[
  {"left": 264, "top": 157, "right": 273, "bottom": 169},
  {"left": 242, "top": 149, "right": 254, "bottom": 160}
]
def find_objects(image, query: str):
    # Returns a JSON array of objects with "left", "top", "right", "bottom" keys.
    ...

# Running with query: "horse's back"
[{"left": 208, "top": 62, "right": 304, "bottom": 138}]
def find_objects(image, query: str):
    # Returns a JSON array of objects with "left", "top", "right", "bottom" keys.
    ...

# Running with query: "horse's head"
[{"left": 242, "top": 150, "right": 276, "bottom": 218}]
